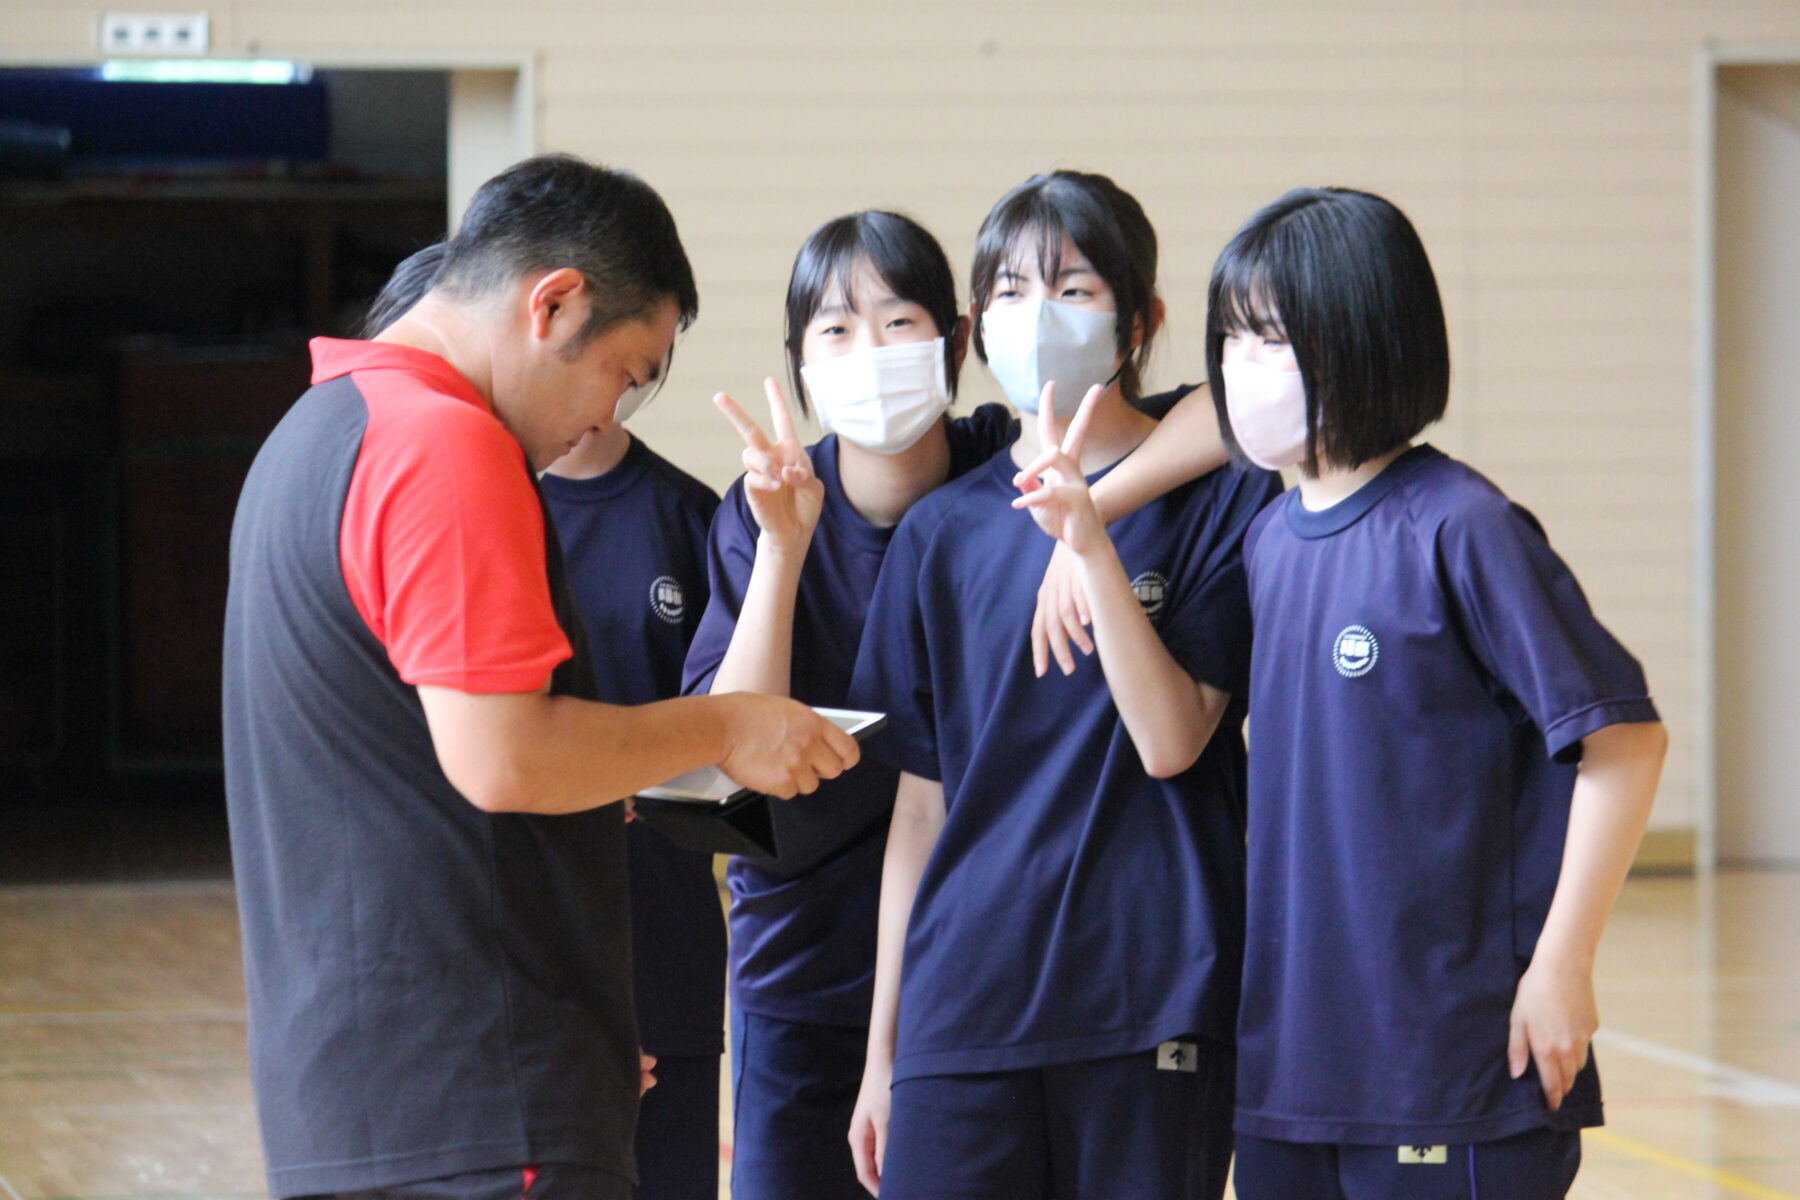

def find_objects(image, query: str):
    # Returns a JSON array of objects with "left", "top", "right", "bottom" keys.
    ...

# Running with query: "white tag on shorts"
[
  {"left": 1155, "top": 1040, "right": 1198, "bottom": 1072},
  {"left": 1397, "top": 1145, "right": 1449, "bottom": 1164}
]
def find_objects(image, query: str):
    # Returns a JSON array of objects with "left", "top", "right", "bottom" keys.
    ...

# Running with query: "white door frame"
[
  {"left": 0, "top": 47, "right": 536, "bottom": 227},
  {"left": 1693, "top": 41, "right": 1800, "bottom": 869}
]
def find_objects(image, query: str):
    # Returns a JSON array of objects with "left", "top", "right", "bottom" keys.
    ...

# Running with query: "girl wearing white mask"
[
  {"left": 846, "top": 172, "right": 1279, "bottom": 1199},
  {"left": 686, "top": 208, "right": 1228, "bottom": 1199}
]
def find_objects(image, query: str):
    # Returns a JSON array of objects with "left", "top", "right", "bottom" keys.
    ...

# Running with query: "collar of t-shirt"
[
  {"left": 308, "top": 338, "right": 491, "bottom": 415},
  {"left": 1283, "top": 443, "right": 1441, "bottom": 540}
]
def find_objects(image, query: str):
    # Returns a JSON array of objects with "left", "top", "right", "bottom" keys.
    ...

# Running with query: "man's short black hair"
[
  {"left": 783, "top": 210, "right": 961, "bottom": 418},
  {"left": 360, "top": 241, "right": 447, "bottom": 339},
  {"left": 1205, "top": 187, "right": 1449, "bottom": 474},
  {"left": 969, "top": 169, "right": 1160, "bottom": 408},
  {"left": 436, "top": 153, "right": 699, "bottom": 347}
]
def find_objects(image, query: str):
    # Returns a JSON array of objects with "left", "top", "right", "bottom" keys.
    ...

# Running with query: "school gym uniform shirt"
[
  {"left": 682, "top": 405, "right": 1014, "bottom": 1028},
  {"left": 540, "top": 437, "right": 725, "bottom": 1063},
  {"left": 848, "top": 438, "right": 1281, "bottom": 1082},
  {"left": 223, "top": 339, "right": 637, "bottom": 1197},
  {"left": 1234, "top": 444, "right": 1659, "bottom": 1146}
]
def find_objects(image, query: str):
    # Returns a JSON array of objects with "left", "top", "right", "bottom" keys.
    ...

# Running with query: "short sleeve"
[
  {"left": 1436, "top": 498, "right": 1658, "bottom": 761},
  {"left": 680, "top": 482, "right": 757, "bottom": 695},
  {"left": 1158, "top": 467, "right": 1284, "bottom": 695},
  {"left": 340, "top": 397, "right": 571, "bottom": 693},
  {"left": 950, "top": 402, "right": 1019, "bottom": 463},
  {"left": 847, "top": 516, "right": 941, "bottom": 781}
]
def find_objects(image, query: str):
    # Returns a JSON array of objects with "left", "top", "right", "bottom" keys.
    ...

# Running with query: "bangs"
[
  {"left": 783, "top": 209, "right": 961, "bottom": 413},
  {"left": 1207, "top": 241, "right": 1287, "bottom": 340}
]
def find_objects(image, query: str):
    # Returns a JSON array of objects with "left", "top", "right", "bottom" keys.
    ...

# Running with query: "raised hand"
[
  {"left": 1012, "top": 382, "right": 1110, "bottom": 559},
  {"left": 715, "top": 377, "right": 824, "bottom": 552}
]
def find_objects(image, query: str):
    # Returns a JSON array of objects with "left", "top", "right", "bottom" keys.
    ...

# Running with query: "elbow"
[
  {"left": 444, "top": 753, "right": 538, "bottom": 815},
  {"left": 1140, "top": 742, "right": 1202, "bottom": 780}
]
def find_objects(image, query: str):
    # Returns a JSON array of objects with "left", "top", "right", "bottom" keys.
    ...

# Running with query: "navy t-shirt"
[
  {"left": 541, "top": 435, "right": 726, "bottom": 1059},
  {"left": 848, "top": 439, "right": 1281, "bottom": 1082},
  {"left": 682, "top": 406, "right": 1015, "bottom": 1027},
  {"left": 1234, "top": 444, "right": 1659, "bottom": 1146}
]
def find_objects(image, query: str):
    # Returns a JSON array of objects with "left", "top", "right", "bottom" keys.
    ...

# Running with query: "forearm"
[
  {"left": 1088, "top": 384, "right": 1226, "bottom": 524},
  {"left": 1534, "top": 721, "right": 1669, "bottom": 971},
  {"left": 1074, "top": 539, "right": 1224, "bottom": 778},
  {"left": 421, "top": 686, "right": 740, "bottom": 816},
  {"left": 866, "top": 772, "right": 945, "bottom": 1072},
  {"left": 710, "top": 536, "right": 806, "bottom": 696}
]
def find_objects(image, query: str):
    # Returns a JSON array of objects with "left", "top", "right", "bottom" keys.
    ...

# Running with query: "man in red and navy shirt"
[{"left": 223, "top": 155, "right": 858, "bottom": 1200}]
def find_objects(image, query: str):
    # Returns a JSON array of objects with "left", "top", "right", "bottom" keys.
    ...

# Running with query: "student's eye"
[
  {"left": 1060, "top": 287, "right": 1091, "bottom": 300},
  {"left": 820, "top": 324, "right": 847, "bottom": 336},
  {"left": 887, "top": 316, "right": 915, "bottom": 329},
  {"left": 995, "top": 288, "right": 1021, "bottom": 300}
]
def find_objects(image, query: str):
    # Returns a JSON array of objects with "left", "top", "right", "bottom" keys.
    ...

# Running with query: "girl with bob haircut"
[
  {"left": 684, "top": 206, "right": 1227, "bottom": 1200},
  {"left": 847, "top": 170, "right": 1278, "bottom": 1200},
  {"left": 1207, "top": 187, "right": 1668, "bottom": 1200}
]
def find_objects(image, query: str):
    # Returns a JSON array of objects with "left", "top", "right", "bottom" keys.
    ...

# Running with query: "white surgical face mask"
[
  {"left": 980, "top": 298, "right": 1120, "bottom": 416},
  {"left": 799, "top": 337, "right": 951, "bottom": 455},
  {"left": 1221, "top": 358, "right": 1309, "bottom": 471}
]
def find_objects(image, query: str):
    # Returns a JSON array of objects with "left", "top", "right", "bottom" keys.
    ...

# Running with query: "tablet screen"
[{"left": 635, "top": 708, "right": 885, "bottom": 804}]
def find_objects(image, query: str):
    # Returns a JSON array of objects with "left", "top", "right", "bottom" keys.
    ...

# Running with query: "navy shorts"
[
  {"left": 636, "top": 1052, "right": 721, "bottom": 1200},
  {"left": 729, "top": 1008, "right": 868, "bottom": 1200},
  {"left": 298, "top": 1162, "right": 627, "bottom": 1200},
  {"left": 879, "top": 1040, "right": 1235, "bottom": 1200},
  {"left": 1234, "top": 1127, "right": 1583, "bottom": 1200}
]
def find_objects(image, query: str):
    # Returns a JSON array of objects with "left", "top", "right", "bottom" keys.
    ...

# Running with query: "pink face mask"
[{"left": 1222, "top": 359, "right": 1309, "bottom": 471}]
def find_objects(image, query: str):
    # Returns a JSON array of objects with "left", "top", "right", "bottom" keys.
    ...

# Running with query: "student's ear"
[
  {"left": 527, "top": 268, "right": 589, "bottom": 343},
  {"left": 950, "top": 313, "right": 971, "bottom": 373},
  {"left": 1134, "top": 295, "right": 1167, "bottom": 348}
]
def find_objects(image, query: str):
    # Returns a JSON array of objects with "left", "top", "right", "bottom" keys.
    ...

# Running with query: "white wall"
[{"left": 1714, "top": 66, "right": 1800, "bottom": 865}]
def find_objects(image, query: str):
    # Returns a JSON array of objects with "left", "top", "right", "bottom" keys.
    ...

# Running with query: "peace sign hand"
[
  {"left": 715, "top": 378, "right": 824, "bottom": 552},
  {"left": 1011, "top": 381, "right": 1109, "bottom": 558}
]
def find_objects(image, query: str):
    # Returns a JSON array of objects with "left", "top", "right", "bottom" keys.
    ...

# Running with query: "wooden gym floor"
[{"left": 0, "top": 865, "right": 1795, "bottom": 1200}]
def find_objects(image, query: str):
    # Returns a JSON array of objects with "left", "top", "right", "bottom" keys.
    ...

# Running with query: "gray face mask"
[{"left": 981, "top": 298, "right": 1120, "bottom": 416}]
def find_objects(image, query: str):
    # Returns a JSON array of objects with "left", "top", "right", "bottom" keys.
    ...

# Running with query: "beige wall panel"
[
  {"left": 0, "top": 7, "right": 107, "bottom": 51},
  {"left": 14, "top": 0, "right": 1800, "bottom": 841}
]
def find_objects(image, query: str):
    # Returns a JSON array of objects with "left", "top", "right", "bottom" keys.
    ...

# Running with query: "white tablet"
[{"left": 635, "top": 708, "right": 887, "bottom": 804}]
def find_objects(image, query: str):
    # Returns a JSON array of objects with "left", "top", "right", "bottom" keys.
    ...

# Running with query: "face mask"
[
  {"left": 800, "top": 338, "right": 951, "bottom": 455},
  {"left": 981, "top": 298, "right": 1120, "bottom": 416},
  {"left": 1221, "top": 359, "right": 1309, "bottom": 471},
  {"left": 612, "top": 380, "right": 656, "bottom": 424}
]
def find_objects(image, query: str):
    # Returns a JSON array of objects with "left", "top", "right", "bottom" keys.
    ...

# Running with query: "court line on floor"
[
  {"left": 1595, "top": 1027, "right": 1800, "bottom": 1107},
  {"left": 1587, "top": 1128, "right": 1799, "bottom": 1200},
  {"left": 0, "top": 1170, "right": 25, "bottom": 1200},
  {"left": 0, "top": 1009, "right": 245, "bottom": 1025}
]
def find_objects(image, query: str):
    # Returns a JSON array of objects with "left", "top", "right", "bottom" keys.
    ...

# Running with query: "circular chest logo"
[
  {"left": 1131, "top": 571, "right": 1169, "bottom": 620},
  {"left": 649, "top": 575, "right": 686, "bottom": 625},
  {"left": 1332, "top": 625, "right": 1379, "bottom": 678}
]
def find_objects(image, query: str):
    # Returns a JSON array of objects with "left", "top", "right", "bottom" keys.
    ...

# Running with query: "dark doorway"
[{"left": 0, "top": 65, "right": 448, "bottom": 880}]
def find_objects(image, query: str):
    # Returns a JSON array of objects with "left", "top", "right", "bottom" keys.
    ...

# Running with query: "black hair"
[
  {"left": 968, "top": 170, "right": 1159, "bottom": 407},
  {"left": 1205, "top": 187, "right": 1450, "bottom": 474},
  {"left": 360, "top": 241, "right": 447, "bottom": 339},
  {"left": 782, "top": 210, "right": 961, "bottom": 417},
  {"left": 435, "top": 153, "right": 699, "bottom": 349}
]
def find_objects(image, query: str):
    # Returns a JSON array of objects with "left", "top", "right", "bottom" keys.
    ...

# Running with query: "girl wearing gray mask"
[{"left": 688, "top": 206, "right": 1228, "bottom": 1199}]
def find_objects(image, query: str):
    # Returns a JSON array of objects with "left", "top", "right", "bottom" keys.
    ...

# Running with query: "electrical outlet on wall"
[{"left": 98, "top": 12, "right": 211, "bottom": 56}]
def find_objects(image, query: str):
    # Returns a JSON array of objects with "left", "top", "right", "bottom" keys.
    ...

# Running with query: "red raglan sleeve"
[{"left": 339, "top": 376, "right": 572, "bottom": 693}]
